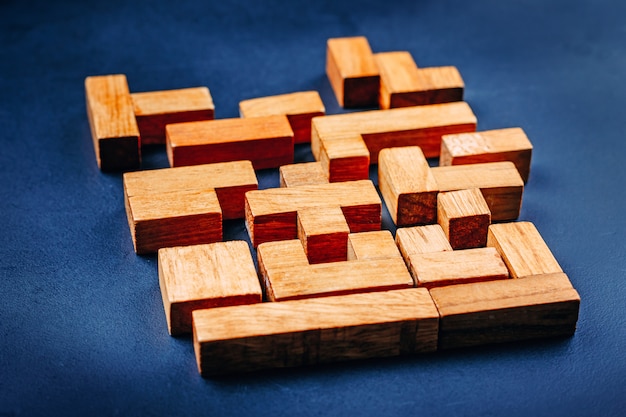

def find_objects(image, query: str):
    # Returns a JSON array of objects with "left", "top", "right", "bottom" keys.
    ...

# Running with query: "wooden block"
[
  {"left": 318, "top": 134, "right": 370, "bottom": 182},
  {"left": 166, "top": 115, "right": 294, "bottom": 169},
  {"left": 245, "top": 180, "right": 381, "bottom": 247},
  {"left": 440, "top": 128, "right": 533, "bottom": 182},
  {"left": 85, "top": 74, "right": 140, "bottom": 171},
  {"left": 279, "top": 162, "right": 329, "bottom": 188},
  {"left": 239, "top": 91, "right": 325, "bottom": 144},
  {"left": 395, "top": 225, "right": 453, "bottom": 265},
  {"left": 124, "top": 161, "right": 257, "bottom": 253},
  {"left": 131, "top": 87, "right": 214, "bottom": 146},
  {"left": 158, "top": 241, "right": 262, "bottom": 336},
  {"left": 378, "top": 146, "right": 439, "bottom": 226},
  {"left": 375, "top": 52, "right": 464, "bottom": 109},
  {"left": 347, "top": 230, "right": 402, "bottom": 261},
  {"left": 487, "top": 221, "right": 563, "bottom": 279},
  {"left": 437, "top": 188, "right": 491, "bottom": 249},
  {"left": 297, "top": 206, "right": 350, "bottom": 264},
  {"left": 430, "top": 272, "right": 580, "bottom": 349},
  {"left": 257, "top": 240, "right": 310, "bottom": 295},
  {"left": 326, "top": 36, "right": 380, "bottom": 108},
  {"left": 193, "top": 288, "right": 439, "bottom": 375},
  {"left": 431, "top": 162, "right": 524, "bottom": 221},
  {"left": 409, "top": 247, "right": 508, "bottom": 289}
]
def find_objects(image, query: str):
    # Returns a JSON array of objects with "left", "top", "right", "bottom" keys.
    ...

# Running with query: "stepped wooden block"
[
  {"left": 85, "top": 74, "right": 140, "bottom": 171},
  {"left": 158, "top": 241, "right": 262, "bottom": 336},
  {"left": 431, "top": 161, "right": 524, "bottom": 222},
  {"left": 395, "top": 225, "right": 453, "bottom": 264},
  {"left": 279, "top": 162, "right": 329, "bottom": 188},
  {"left": 375, "top": 52, "right": 464, "bottom": 109},
  {"left": 245, "top": 180, "right": 381, "bottom": 247},
  {"left": 131, "top": 87, "right": 214, "bottom": 146},
  {"left": 297, "top": 206, "right": 350, "bottom": 264},
  {"left": 487, "top": 222, "right": 563, "bottom": 279},
  {"left": 326, "top": 36, "right": 380, "bottom": 108},
  {"left": 437, "top": 188, "right": 491, "bottom": 249},
  {"left": 347, "top": 230, "right": 401, "bottom": 261},
  {"left": 193, "top": 288, "right": 439, "bottom": 375},
  {"left": 378, "top": 146, "right": 439, "bottom": 226},
  {"left": 440, "top": 128, "right": 533, "bottom": 182},
  {"left": 123, "top": 161, "right": 257, "bottom": 254},
  {"left": 166, "top": 115, "right": 294, "bottom": 169},
  {"left": 430, "top": 272, "right": 580, "bottom": 349},
  {"left": 239, "top": 91, "right": 325, "bottom": 144}
]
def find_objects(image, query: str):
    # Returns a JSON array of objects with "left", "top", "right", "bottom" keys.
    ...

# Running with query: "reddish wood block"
[
  {"left": 297, "top": 206, "right": 350, "bottom": 264},
  {"left": 437, "top": 188, "right": 491, "bottom": 250}
]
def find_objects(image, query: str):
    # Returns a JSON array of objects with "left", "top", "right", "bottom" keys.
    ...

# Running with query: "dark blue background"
[{"left": 1, "top": 1, "right": 625, "bottom": 416}]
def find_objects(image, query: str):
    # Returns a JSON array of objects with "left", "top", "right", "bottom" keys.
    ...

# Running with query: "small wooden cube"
[
  {"left": 437, "top": 188, "right": 491, "bottom": 250},
  {"left": 279, "top": 162, "right": 329, "bottom": 188},
  {"left": 297, "top": 206, "right": 350, "bottom": 264},
  {"left": 318, "top": 134, "right": 370, "bottom": 182}
]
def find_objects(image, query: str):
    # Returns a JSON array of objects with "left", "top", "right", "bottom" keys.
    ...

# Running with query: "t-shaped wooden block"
[{"left": 437, "top": 188, "right": 491, "bottom": 250}]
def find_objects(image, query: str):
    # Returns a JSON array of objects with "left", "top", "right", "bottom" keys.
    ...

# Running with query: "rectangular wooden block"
[
  {"left": 158, "top": 241, "right": 262, "bottom": 335},
  {"left": 440, "top": 128, "right": 533, "bottom": 182},
  {"left": 378, "top": 146, "right": 439, "bottom": 226},
  {"left": 297, "top": 206, "right": 350, "bottom": 264},
  {"left": 437, "top": 188, "right": 491, "bottom": 249},
  {"left": 279, "top": 162, "right": 329, "bottom": 188},
  {"left": 85, "top": 74, "right": 140, "bottom": 171},
  {"left": 166, "top": 115, "right": 294, "bottom": 169},
  {"left": 257, "top": 240, "right": 310, "bottom": 296},
  {"left": 395, "top": 225, "right": 453, "bottom": 265},
  {"left": 430, "top": 272, "right": 580, "bottom": 349},
  {"left": 193, "top": 288, "right": 440, "bottom": 375},
  {"left": 326, "top": 36, "right": 380, "bottom": 108},
  {"left": 131, "top": 87, "right": 214, "bottom": 146},
  {"left": 239, "top": 91, "right": 325, "bottom": 144},
  {"left": 317, "top": 134, "right": 370, "bottom": 182},
  {"left": 347, "top": 230, "right": 402, "bottom": 261}
]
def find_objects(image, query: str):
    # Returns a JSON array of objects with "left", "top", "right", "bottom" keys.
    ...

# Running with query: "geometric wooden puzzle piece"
[
  {"left": 297, "top": 206, "right": 350, "bottom": 264},
  {"left": 440, "top": 128, "right": 533, "bottom": 182},
  {"left": 256, "top": 239, "right": 310, "bottom": 295},
  {"left": 326, "top": 36, "right": 380, "bottom": 108},
  {"left": 375, "top": 51, "right": 464, "bottom": 109},
  {"left": 239, "top": 91, "right": 325, "bottom": 144},
  {"left": 395, "top": 224, "right": 453, "bottom": 263},
  {"left": 317, "top": 134, "right": 371, "bottom": 183},
  {"left": 279, "top": 162, "right": 329, "bottom": 188},
  {"left": 158, "top": 241, "right": 262, "bottom": 336},
  {"left": 347, "top": 230, "right": 402, "bottom": 261},
  {"left": 378, "top": 146, "right": 439, "bottom": 226},
  {"left": 193, "top": 287, "right": 440, "bottom": 375},
  {"left": 131, "top": 87, "right": 214, "bottom": 146},
  {"left": 165, "top": 115, "right": 294, "bottom": 169},
  {"left": 85, "top": 74, "right": 140, "bottom": 172},
  {"left": 437, "top": 188, "right": 491, "bottom": 249}
]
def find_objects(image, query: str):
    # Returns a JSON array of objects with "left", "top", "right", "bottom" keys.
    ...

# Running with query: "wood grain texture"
[
  {"left": 347, "top": 230, "right": 402, "bottom": 261},
  {"left": 429, "top": 272, "right": 580, "bottom": 349},
  {"left": 318, "top": 134, "right": 370, "bottom": 182},
  {"left": 158, "top": 241, "right": 262, "bottom": 335},
  {"left": 166, "top": 115, "right": 294, "bottom": 169},
  {"left": 440, "top": 128, "right": 533, "bottom": 182},
  {"left": 279, "top": 162, "right": 329, "bottom": 188},
  {"left": 193, "top": 288, "right": 439, "bottom": 375},
  {"left": 395, "top": 225, "right": 453, "bottom": 265},
  {"left": 487, "top": 221, "right": 563, "bottom": 279},
  {"left": 437, "top": 188, "right": 491, "bottom": 250},
  {"left": 257, "top": 240, "right": 310, "bottom": 296},
  {"left": 131, "top": 87, "right": 214, "bottom": 146},
  {"left": 378, "top": 146, "right": 439, "bottom": 226},
  {"left": 239, "top": 91, "right": 325, "bottom": 144},
  {"left": 297, "top": 206, "right": 350, "bottom": 264},
  {"left": 85, "top": 74, "right": 140, "bottom": 171}
]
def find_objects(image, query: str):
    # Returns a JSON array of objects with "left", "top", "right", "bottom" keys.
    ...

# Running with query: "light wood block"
[
  {"left": 245, "top": 180, "right": 381, "bottom": 247},
  {"left": 317, "top": 134, "right": 370, "bottom": 182},
  {"left": 378, "top": 146, "right": 439, "bottom": 226},
  {"left": 375, "top": 52, "right": 464, "bottom": 109},
  {"left": 395, "top": 225, "right": 453, "bottom": 265},
  {"left": 239, "top": 91, "right": 325, "bottom": 144},
  {"left": 347, "top": 230, "right": 402, "bottom": 261},
  {"left": 437, "top": 188, "right": 491, "bottom": 250},
  {"left": 431, "top": 161, "right": 524, "bottom": 222},
  {"left": 85, "top": 74, "right": 140, "bottom": 171},
  {"left": 279, "top": 162, "right": 329, "bottom": 188},
  {"left": 326, "top": 36, "right": 380, "bottom": 108},
  {"left": 430, "top": 272, "right": 580, "bottom": 349},
  {"left": 440, "top": 128, "right": 533, "bottom": 182},
  {"left": 257, "top": 240, "right": 310, "bottom": 295},
  {"left": 166, "top": 115, "right": 294, "bottom": 169},
  {"left": 193, "top": 288, "right": 439, "bottom": 375},
  {"left": 487, "top": 222, "right": 563, "bottom": 279},
  {"left": 131, "top": 87, "right": 214, "bottom": 146},
  {"left": 158, "top": 241, "right": 262, "bottom": 336},
  {"left": 297, "top": 206, "right": 350, "bottom": 264}
]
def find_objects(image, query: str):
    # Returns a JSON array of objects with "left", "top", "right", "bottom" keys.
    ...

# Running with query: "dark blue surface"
[{"left": 2, "top": 1, "right": 625, "bottom": 416}]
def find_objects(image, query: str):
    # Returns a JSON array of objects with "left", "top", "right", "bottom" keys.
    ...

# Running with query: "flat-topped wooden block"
[
  {"left": 430, "top": 272, "right": 580, "bottom": 349},
  {"left": 131, "top": 87, "right": 214, "bottom": 146},
  {"left": 124, "top": 161, "right": 257, "bottom": 253},
  {"left": 317, "top": 134, "right": 370, "bottom": 182},
  {"left": 347, "top": 230, "right": 402, "bottom": 261},
  {"left": 437, "top": 188, "right": 491, "bottom": 249},
  {"left": 378, "top": 146, "right": 439, "bottom": 226},
  {"left": 279, "top": 162, "right": 329, "bottom": 188},
  {"left": 487, "top": 221, "right": 563, "bottom": 279},
  {"left": 158, "top": 241, "right": 262, "bottom": 336},
  {"left": 326, "top": 36, "right": 380, "bottom": 108},
  {"left": 85, "top": 74, "right": 140, "bottom": 171},
  {"left": 431, "top": 161, "right": 524, "bottom": 222},
  {"left": 440, "top": 128, "right": 533, "bottom": 182},
  {"left": 239, "top": 91, "right": 325, "bottom": 144},
  {"left": 375, "top": 52, "right": 464, "bottom": 109},
  {"left": 245, "top": 180, "right": 381, "bottom": 247},
  {"left": 395, "top": 225, "right": 453, "bottom": 264},
  {"left": 193, "top": 288, "right": 439, "bottom": 375},
  {"left": 297, "top": 206, "right": 350, "bottom": 264},
  {"left": 166, "top": 115, "right": 294, "bottom": 169}
]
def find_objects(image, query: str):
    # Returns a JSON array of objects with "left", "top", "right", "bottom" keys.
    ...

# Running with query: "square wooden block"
[{"left": 437, "top": 188, "right": 491, "bottom": 250}]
